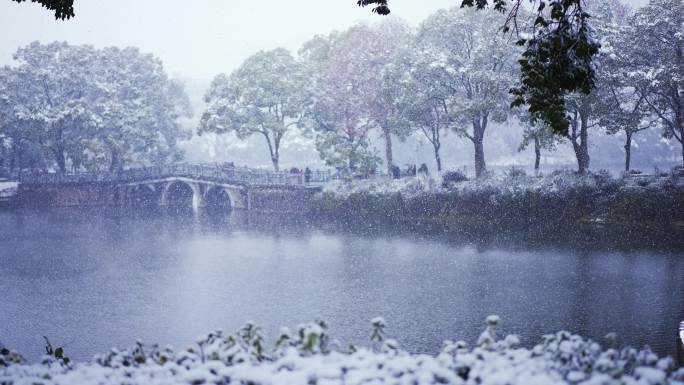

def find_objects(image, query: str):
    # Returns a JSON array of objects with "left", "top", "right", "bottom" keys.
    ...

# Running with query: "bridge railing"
[{"left": 18, "top": 164, "right": 332, "bottom": 187}]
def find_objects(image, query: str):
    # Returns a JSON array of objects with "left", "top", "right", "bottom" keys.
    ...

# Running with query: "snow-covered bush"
[
  {"left": 503, "top": 166, "right": 527, "bottom": 179},
  {"left": 308, "top": 172, "right": 684, "bottom": 239},
  {"left": 442, "top": 170, "right": 468, "bottom": 187},
  {"left": 2, "top": 317, "right": 684, "bottom": 385}
]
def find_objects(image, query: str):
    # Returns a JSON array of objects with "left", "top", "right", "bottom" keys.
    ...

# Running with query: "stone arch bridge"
[{"left": 17, "top": 164, "right": 331, "bottom": 213}]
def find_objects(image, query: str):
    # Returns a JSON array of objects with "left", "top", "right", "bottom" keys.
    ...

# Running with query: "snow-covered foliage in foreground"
[{"left": 2, "top": 318, "right": 683, "bottom": 385}]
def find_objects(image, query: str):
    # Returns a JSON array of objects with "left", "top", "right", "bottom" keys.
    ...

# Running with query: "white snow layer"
[
  {"left": 2, "top": 326, "right": 683, "bottom": 385},
  {"left": 322, "top": 170, "right": 684, "bottom": 199},
  {"left": 0, "top": 181, "right": 18, "bottom": 197}
]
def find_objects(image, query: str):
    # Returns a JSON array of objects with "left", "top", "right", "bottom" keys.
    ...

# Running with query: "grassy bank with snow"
[
  {"left": 307, "top": 171, "right": 684, "bottom": 245},
  {"left": 2, "top": 317, "right": 683, "bottom": 385}
]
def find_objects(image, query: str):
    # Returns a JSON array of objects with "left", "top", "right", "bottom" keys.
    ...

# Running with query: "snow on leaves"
[
  {"left": 0, "top": 42, "right": 192, "bottom": 173},
  {"left": 2, "top": 317, "right": 684, "bottom": 385},
  {"left": 198, "top": 48, "right": 311, "bottom": 171}
]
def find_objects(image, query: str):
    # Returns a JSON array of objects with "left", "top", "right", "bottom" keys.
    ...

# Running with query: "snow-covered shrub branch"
[{"left": 2, "top": 316, "right": 684, "bottom": 385}]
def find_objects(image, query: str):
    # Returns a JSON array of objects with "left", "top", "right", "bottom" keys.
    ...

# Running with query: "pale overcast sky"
[{"left": 0, "top": 0, "right": 458, "bottom": 80}]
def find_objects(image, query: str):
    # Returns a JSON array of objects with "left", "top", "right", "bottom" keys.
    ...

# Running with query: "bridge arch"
[
  {"left": 161, "top": 180, "right": 200, "bottom": 211},
  {"left": 204, "top": 186, "right": 232, "bottom": 212},
  {"left": 129, "top": 184, "right": 157, "bottom": 208}
]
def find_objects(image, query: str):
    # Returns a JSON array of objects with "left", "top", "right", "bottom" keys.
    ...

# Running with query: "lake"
[{"left": 0, "top": 208, "right": 682, "bottom": 362}]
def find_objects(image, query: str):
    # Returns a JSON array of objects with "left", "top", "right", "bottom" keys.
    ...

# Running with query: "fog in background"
[{"left": 2, "top": 0, "right": 668, "bottom": 175}]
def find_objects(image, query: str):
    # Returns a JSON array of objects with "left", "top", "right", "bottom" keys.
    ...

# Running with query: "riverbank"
[
  {"left": 307, "top": 171, "right": 684, "bottom": 247},
  {"left": 2, "top": 317, "right": 683, "bottom": 385}
]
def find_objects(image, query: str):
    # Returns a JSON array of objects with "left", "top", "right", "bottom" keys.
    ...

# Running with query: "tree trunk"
[
  {"left": 272, "top": 150, "right": 279, "bottom": 172},
  {"left": 572, "top": 141, "right": 590, "bottom": 175},
  {"left": 110, "top": 149, "right": 123, "bottom": 174},
  {"left": 576, "top": 146, "right": 589, "bottom": 175},
  {"left": 264, "top": 132, "right": 280, "bottom": 172},
  {"left": 474, "top": 136, "right": 486, "bottom": 178},
  {"left": 578, "top": 114, "right": 590, "bottom": 174},
  {"left": 9, "top": 137, "right": 18, "bottom": 173},
  {"left": 678, "top": 128, "right": 684, "bottom": 165},
  {"left": 472, "top": 117, "right": 487, "bottom": 178},
  {"left": 273, "top": 136, "right": 281, "bottom": 172},
  {"left": 383, "top": 126, "right": 393, "bottom": 175},
  {"left": 53, "top": 146, "right": 66, "bottom": 174},
  {"left": 569, "top": 113, "right": 590, "bottom": 175},
  {"left": 433, "top": 143, "right": 442, "bottom": 172},
  {"left": 0, "top": 142, "right": 5, "bottom": 173},
  {"left": 624, "top": 132, "right": 632, "bottom": 172},
  {"left": 51, "top": 124, "right": 67, "bottom": 174},
  {"left": 534, "top": 137, "right": 541, "bottom": 171},
  {"left": 348, "top": 155, "right": 355, "bottom": 172}
]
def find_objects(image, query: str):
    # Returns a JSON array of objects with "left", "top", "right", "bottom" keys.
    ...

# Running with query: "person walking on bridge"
[{"left": 304, "top": 167, "right": 312, "bottom": 184}]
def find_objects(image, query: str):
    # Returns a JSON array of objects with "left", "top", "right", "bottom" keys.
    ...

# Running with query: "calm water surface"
[{"left": 1, "top": 208, "right": 682, "bottom": 361}]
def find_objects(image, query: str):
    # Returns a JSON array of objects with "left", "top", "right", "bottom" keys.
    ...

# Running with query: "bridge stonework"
[{"left": 16, "top": 164, "right": 329, "bottom": 213}]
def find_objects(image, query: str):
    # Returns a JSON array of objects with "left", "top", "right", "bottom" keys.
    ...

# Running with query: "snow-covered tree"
[
  {"left": 518, "top": 121, "right": 559, "bottom": 172},
  {"left": 414, "top": 8, "right": 519, "bottom": 177},
  {"left": 563, "top": 94, "right": 597, "bottom": 174},
  {"left": 365, "top": 19, "right": 413, "bottom": 174},
  {"left": 92, "top": 46, "right": 192, "bottom": 172},
  {"left": 598, "top": 40, "right": 653, "bottom": 171},
  {"left": 3, "top": 42, "right": 191, "bottom": 173},
  {"left": 305, "top": 25, "right": 393, "bottom": 173},
  {"left": 0, "top": 67, "right": 14, "bottom": 172},
  {"left": 360, "top": 0, "right": 600, "bottom": 138},
  {"left": 574, "top": 0, "right": 652, "bottom": 172},
  {"left": 550, "top": 0, "right": 632, "bottom": 174},
  {"left": 301, "top": 20, "right": 412, "bottom": 174},
  {"left": 0, "top": 66, "right": 49, "bottom": 172},
  {"left": 623, "top": 0, "right": 684, "bottom": 165},
  {"left": 199, "top": 48, "right": 311, "bottom": 171},
  {"left": 398, "top": 47, "right": 452, "bottom": 172},
  {"left": 9, "top": 42, "right": 101, "bottom": 173}
]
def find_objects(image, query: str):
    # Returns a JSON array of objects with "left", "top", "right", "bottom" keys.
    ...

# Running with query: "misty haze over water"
[{"left": 1, "top": 208, "right": 682, "bottom": 362}]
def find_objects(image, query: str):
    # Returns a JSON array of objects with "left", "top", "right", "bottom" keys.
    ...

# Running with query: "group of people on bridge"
[
  {"left": 287, "top": 167, "right": 314, "bottom": 184},
  {"left": 331, "top": 163, "right": 430, "bottom": 181}
]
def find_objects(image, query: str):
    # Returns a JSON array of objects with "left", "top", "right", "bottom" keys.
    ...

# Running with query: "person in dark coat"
[
  {"left": 418, "top": 163, "right": 429, "bottom": 175},
  {"left": 390, "top": 164, "right": 400, "bottom": 179},
  {"left": 304, "top": 167, "right": 312, "bottom": 184}
]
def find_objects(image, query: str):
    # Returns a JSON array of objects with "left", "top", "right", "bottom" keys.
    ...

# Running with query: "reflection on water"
[{"left": 0, "top": 207, "right": 682, "bottom": 362}]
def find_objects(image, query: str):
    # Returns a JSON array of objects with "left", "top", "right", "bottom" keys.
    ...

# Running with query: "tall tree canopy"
[
  {"left": 365, "top": 20, "right": 413, "bottom": 175},
  {"left": 593, "top": 0, "right": 654, "bottom": 171},
  {"left": 359, "top": 0, "right": 600, "bottom": 138},
  {"left": 411, "top": 8, "right": 520, "bottom": 177},
  {"left": 303, "top": 23, "right": 408, "bottom": 172},
  {"left": 622, "top": 0, "right": 684, "bottom": 165},
  {"left": 15, "top": 0, "right": 600, "bottom": 138},
  {"left": 0, "top": 66, "right": 49, "bottom": 171},
  {"left": 93, "top": 46, "right": 192, "bottom": 172},
  {"left": 8, "top": 42, "right": 99, "bottom": 172},
  {"left": 198, "top": 48, "right": 311, "bottom": 171},
  {"left": 0, "top": 42, "right": 191, "bottom": 173}
]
